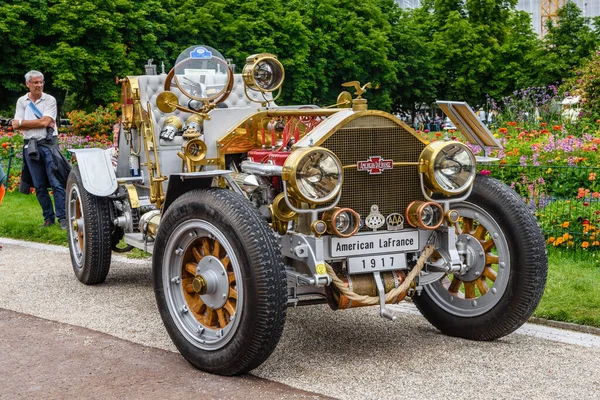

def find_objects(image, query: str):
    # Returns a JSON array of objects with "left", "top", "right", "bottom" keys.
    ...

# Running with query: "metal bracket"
[
  {"left": 373, "top": 272, "right": 396, "bottom": 321},
  {"left": 281, "top": 233, "right": 331, "bottom": 286}
]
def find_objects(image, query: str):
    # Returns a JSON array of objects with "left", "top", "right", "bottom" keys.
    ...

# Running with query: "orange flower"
[
  {"left": 589, "top": 172, "right": 596, "bottom": 181},
  {"left": 540, "top": 123, "right": 547, "bottom": 127},
  {"left": 581, "top": 241, "right": 589, "bottom": 248},
  {"left": 547, "top": 237, "right": 556, "bottom": 243},
  {"left": 552, "top": 125, "right": 562, "bottom": 131},
  {"left": 562, "top": 221, "right": 569, "bottom": 228},
  {"left": 1, "top": 142, "right": 8, "bottom": 148}
]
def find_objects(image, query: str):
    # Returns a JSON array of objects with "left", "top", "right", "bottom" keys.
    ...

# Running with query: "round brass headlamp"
[
  {"left": 282, "top": 147, "right": 343, "bottom": 205},
  {"left": 420, "top": 141, "right": 476, "bottom": 196},
  {"left": 242, "top": 53, "right": 285, "bottom": 92}
]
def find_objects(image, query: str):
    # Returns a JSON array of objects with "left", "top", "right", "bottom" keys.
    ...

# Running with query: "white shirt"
[{"left": 14, "top": 92, "right": 58, "bottom": 140}]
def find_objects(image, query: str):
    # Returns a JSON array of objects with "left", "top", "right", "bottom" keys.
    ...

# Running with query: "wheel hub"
[
  {"left": 196, "top": 255, "right": 229, "bottom": 309},
  {"left": 192, "top": 275, "right": 207, "bottom": 294},
  {"left": 456, "top": 233, "right": 486, "bottom": 282}
]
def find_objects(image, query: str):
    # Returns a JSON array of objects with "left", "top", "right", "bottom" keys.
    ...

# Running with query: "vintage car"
[{"left": 66, "top": 45, "right": 548, "bottom": 376}]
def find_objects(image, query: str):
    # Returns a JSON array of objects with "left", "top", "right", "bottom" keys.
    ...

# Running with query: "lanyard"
[{"left": 28, "top": 100, "right": 44, "bottom": 119}]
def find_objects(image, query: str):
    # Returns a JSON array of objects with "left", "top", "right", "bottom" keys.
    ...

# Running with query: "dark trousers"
[{"left": 24, "top": 142, "right": 66, "bottom": 222}]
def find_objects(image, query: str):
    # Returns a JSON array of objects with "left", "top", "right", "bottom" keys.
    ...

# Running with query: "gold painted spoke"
[
  {"left": 192, "top": 297, "right": 205, "bottom": 313},
  {"left": 473, "top": 225, "right": 488, "bottom": 240},
  {"left": 205, "top": 308, "right": 217, "bottom": 326},
  {"left": 482, "top": 239, "right": 495, "bottom": 252},
  {"left": 448, "top": 277, "right": 462, "bottom": 294},
  {"left": 229, "top": 288, "right": 238, "bottom": 300},
  {"left": 482, "top": 267, "right": 497, "bottom": 282},
  {"left": 485, "top": 254, "right": 499, "bottom": 266},
  {"left": 201, "top": 238, "right": 211, "bottom": 256},
  {"left": 185, "top": 262, "right": 197, "bottom": 276},
  {"left": 212, "top": 241, "right": 221, "bottom": 257},
  {"left": 192, "top": 246, "right": 202, "bottom": 262},
  {"left": 184, "top": 283, "right": 196, "bottom": 294},
  {"left": 464, "top": 282, "right": 476, "bottom": 299},
  {"left": 221, "top": 256, "right": 230, "bottom": 269},
  {"left": 462, "top": 218, "right": 474, "bottom": 234},
  {"left": 216, "top": 309, "right": 228, "bottom": 328},
  {"left": 475, "top": 277, "right": 489, "bottom": 295},
  {"left": 228, "top": 272, "right": 236, "bottom": 283},
  {"left": 224, "top": 300, "right": 236, "bottom": 316}
]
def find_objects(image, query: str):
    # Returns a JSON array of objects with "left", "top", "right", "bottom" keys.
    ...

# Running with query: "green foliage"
[
  {"left": 417, "top": 0, "right": 540, "bottom": 107},
  {"left": 565, "top": 52, "right": 600, "bottom": 120},
  {"left": 0, "top": 0, "right": 595, "bottom": 118},
  {"left": 532, "top": 1, "right": 600, "bottom": 87}
]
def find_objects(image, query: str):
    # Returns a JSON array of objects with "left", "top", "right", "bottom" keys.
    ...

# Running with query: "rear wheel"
[
  {"left": 66, "top": 166, "right": 113, "bottom": 284},
  {"left": 414, "top": 176, "right": 547, "bottom": 340},
  {"left": 153, "top": 189, "right": 287, "bottom": 375}
]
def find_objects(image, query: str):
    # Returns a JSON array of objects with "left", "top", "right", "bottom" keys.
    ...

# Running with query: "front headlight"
[
  {"left": 242, "top": 54, "right": 285, "bottom": 92},
  {"left": 420, "top": 141, "right": 476, "bottom": 196},
  {"left": 282, "top": 147, "right": 343, "bottom": 204}
]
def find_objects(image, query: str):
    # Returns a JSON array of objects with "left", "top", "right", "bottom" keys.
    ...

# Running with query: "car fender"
[
  {"left": 163, "top": 171, "right": 244, "bottom": 213},
  {"left": 70, "top": 148, "right": 118, "bottom": 196}
]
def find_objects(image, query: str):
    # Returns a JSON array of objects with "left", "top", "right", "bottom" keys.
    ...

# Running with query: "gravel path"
[{"left": 1, "top": 238, "right": 599, "bottom": 399}]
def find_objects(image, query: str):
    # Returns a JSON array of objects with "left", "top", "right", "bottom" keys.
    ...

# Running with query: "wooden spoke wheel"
[
  {"left": 66, "top": 166, "right": 112, "bottom": 285},
  {"left": 153, "top": 189, "right": 287, "bottom": 375},
  {"left": 414, "top": 175, "right": 547, "bottom": 341},
  {"left": 181, "top": 236, "right": 238, "bottom": 332},
  {"left": 164, "top": 219, "right": 243, "bottom": 349}
]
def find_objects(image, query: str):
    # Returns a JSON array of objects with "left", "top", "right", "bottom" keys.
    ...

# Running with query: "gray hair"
[{"left": 25, "top": 70, "right": 44, "bottom": 83}]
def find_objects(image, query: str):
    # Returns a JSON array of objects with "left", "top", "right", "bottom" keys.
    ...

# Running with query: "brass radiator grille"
[{"left": 321, "top": 116, "right": 426, "bottom": 224}]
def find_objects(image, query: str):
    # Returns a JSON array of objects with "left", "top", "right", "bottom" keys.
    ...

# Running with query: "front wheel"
[
  {"left": 414, "top": 175, "right": 548, "bottom": 340},
  {"left": 153, "top": 189, "right": 287, "bottom": 376}
]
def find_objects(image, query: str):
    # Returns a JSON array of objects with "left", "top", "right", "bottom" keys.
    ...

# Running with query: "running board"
[{"left": 124, "top": 232, "right": 154, "bottom": 254}]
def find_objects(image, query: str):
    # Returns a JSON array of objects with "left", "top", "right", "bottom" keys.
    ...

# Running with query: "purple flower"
[{"left": 519, "top": 155, "right": 528, "bottom": 166}]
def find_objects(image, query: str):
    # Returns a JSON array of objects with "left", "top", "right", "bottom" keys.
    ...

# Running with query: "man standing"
[{"left": 12, "top": 70, "right": 67, "bottom": 229}]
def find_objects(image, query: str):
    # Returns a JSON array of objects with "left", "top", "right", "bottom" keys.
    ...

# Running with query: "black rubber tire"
[
  {"left": 413, "top": 175, "right": 548, "bottom": 340},
  {"left": 153, "top": 189, "right": 288, "bottom": 375},
  {"left": 66, "top": 166, "right": 112, "bottom": 284}
]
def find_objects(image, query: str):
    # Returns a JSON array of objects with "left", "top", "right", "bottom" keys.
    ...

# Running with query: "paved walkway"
[
  {"left": 0, "top": 309, "right": 329, "bottom": 399},
  {"left": 1, "top": 238, "right": 600, "bottom": 399}
]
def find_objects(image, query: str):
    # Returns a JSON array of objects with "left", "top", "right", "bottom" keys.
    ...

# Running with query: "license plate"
[
  {"left": 330, "top": 230, "right": 419, "bottom": 257},
  {"left": 347, "top": 253, "right": 407, "bottom": 274}
]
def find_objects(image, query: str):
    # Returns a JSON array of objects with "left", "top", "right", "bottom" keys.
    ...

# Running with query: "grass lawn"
[
  {"left": 1, "top": 191, "right": 599, "bottom": 328},
  {"left": 0, "top": 190, "right": 68, "bottom": 245}
]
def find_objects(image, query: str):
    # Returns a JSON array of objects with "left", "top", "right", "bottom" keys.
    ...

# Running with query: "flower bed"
[{"left": 0, "top": 104, "right": 118, "bottom": 191}]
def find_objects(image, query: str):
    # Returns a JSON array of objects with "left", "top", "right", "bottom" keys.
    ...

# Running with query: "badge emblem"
[
  {"left": 357, "top": 156, "right": 393, "bottom": 175},
  {"left": 386, "top": 213, "right": 404, "bottom": 231},
  {"left": 365, "top": 205, "right": 385, "bottom": 231}
]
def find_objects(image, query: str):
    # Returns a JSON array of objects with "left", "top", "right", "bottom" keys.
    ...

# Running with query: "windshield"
[{"left": 171, "top": 45, "right": 231, "bottom": 102}]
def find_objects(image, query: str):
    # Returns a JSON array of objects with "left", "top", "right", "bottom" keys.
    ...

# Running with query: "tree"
[
  {"left": 415, "top": 0, "right": 535, "bottom": 107},
  {"left": 532, "top": 1, "right": 600, "bottom": 87}
]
